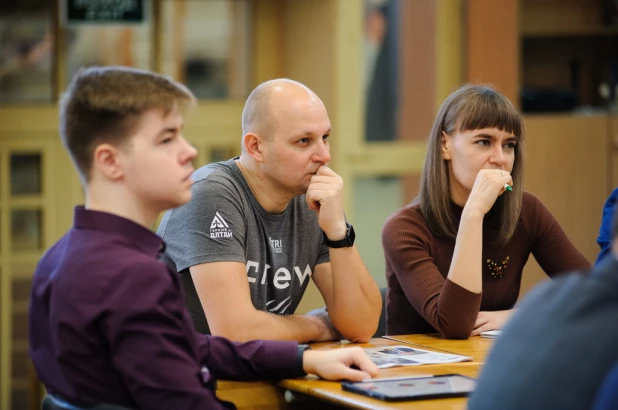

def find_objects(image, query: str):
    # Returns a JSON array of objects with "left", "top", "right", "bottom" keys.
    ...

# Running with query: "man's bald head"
[{"left": 241, "top": 79, "right": 322, "bottom": 142}]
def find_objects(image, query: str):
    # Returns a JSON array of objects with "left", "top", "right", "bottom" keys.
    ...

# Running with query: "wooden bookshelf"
[
  {"left": 520, "top": 0, "right": 618, "bottom": 111},
  {"left": 522, "top": 25, "right": 618, "bottom": 38}
]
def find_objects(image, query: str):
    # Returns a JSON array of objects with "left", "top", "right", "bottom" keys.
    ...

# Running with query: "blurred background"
[{"left": 1, "top": 0, "right": 617, "bottom": 408}]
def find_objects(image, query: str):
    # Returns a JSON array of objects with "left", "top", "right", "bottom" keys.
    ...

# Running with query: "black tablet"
[{"left": 341, "top": 374, "right": 476, "bottom": 402}]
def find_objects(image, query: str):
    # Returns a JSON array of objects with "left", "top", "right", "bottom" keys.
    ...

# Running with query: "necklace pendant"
[{"left": 486, "top": 256, "right": 509, "bottom": 278}]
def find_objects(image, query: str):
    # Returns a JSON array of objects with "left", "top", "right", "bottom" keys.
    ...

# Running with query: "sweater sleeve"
[
  {"left": 524, "top": 192, "right": 592, "bottom": 276},
  {"left": 196, "top": 334, "right": 305, "bottom": 381},
  {"left": 382, "top": 208, "right": 482, "bottom": 339}
]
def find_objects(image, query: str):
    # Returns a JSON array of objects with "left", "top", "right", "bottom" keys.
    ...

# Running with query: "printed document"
[{"left": 363, "top": 345, "right": 472, "bottom": 369}]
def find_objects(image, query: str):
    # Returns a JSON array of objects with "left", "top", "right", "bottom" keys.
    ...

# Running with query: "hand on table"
[
  {"left": 303, "top": 347, "right": 379, "bottom": 382},
  {"left": 471, "top": 310, "right": 513, "bottom": 336}
]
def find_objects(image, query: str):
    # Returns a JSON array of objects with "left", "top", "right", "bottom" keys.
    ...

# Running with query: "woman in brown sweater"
[{"left": 382, "top": 84, "right": 591, "bottom": 339}]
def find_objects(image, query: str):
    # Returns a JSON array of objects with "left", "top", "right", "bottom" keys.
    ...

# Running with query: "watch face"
[{"left": 347, "top": 224, "right": 355, "bottom": 245}]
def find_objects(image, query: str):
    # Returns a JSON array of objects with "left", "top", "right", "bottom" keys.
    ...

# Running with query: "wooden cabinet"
[{"left": 520, "top": 114, "right": 612, "bottom": 294}]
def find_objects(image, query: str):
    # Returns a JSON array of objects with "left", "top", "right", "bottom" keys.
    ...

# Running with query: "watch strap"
[
  {"left": 296, "top": 343, "right": 311, "bottom": 375},
  {"left": 322, "top": 223, "right": 355, "bottom": 248}
]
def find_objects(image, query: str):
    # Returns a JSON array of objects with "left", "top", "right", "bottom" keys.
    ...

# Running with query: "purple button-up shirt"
[{"left": 29, "top": 207, "right": 302, "bottom": 409}]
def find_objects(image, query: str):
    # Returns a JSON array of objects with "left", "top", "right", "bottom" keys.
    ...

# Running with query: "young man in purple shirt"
[{"left": 28, "top": 66, "right": 378, "bottom": 410}]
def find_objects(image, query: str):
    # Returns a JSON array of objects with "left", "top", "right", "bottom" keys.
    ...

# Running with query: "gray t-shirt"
[{"left": 157, "top": 157, "right": 330, "bottom": 334}]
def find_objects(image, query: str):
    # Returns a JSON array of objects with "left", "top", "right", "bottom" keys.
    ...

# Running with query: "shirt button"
[{"left": 200, "top": 366, "right": 211, "bottom": 384}]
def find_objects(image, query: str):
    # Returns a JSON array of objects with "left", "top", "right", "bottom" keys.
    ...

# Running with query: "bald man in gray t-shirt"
[
  {"left": 158, "top": 158, "right": 329, "bottom": 334},
  {"left": 158, "top": 78, "right": 382, "bottom": 343}
]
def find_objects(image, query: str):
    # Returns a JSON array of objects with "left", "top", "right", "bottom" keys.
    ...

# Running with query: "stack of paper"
[
  {"left": 363, "top": 345, "right": 472, "bottom": 369},
  {"left": 480, "top": 330, "right": 502, "bottom": 339}
]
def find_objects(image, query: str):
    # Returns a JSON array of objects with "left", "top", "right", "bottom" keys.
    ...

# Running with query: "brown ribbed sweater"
[{"left": 382, "top": 191, "right": 592, "bottom": 339}]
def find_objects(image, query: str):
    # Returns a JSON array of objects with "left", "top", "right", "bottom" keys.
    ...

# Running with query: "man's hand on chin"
[{"left": 306, "top": 165, "right": 347, "bottom": 240}]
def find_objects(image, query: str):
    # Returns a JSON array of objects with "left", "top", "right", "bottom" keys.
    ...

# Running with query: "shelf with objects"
[{"left": 516, "top": 0, "right": 618, "bottom": 294}]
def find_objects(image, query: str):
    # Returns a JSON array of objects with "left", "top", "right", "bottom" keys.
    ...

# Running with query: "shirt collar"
[{"left": 73, "top": 206, "right": 165, "bottom": 258}]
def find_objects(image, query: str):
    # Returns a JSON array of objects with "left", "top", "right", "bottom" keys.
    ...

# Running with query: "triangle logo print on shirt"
[{"left": 210, "top": 212, "right": 229, "bottom": 229}]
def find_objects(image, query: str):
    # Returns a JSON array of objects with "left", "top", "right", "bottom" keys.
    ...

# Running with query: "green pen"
[{"left": 504, "top": 184, "right": 513, "bottom": 192}]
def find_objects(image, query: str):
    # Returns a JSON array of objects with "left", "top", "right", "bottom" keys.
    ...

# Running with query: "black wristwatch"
[
  {"left": 296, "top": 344, "right": 311, "bottom": 375},
  {"left": 322, "top": 223, "right": 355, "bottom": 248}
]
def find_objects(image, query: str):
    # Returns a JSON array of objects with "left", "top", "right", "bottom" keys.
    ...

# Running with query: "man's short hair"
[{"left": 59, "top": 66, "right": 195, "bottom": 181}]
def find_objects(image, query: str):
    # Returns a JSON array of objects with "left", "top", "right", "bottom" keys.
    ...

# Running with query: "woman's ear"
[{"left": 441, "top": 131, "right": 452, "bottom": 160}]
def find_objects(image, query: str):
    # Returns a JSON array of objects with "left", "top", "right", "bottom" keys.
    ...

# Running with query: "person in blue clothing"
[
  {"left": 593, "top": 362, "right": 618, "bottom": 410},
  {"left": 596, "top": 188, "right": 618, "bottom": 265}
]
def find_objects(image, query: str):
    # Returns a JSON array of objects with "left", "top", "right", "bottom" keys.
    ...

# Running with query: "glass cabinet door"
[
  {"left": 1, "top": 145, "right": 49, "bottom": 410},
  {"left": 10, "top": 154, "right": 41, "bottom": 196}
]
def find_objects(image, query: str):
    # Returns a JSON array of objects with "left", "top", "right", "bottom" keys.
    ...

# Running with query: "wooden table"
[{"left": 217, "top": 335, "right": 494, "bottom": 410}]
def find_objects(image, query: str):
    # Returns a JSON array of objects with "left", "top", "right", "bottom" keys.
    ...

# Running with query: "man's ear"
[
  {"left": 243, "top": 132, "right": 265, "bottom": 163},
  {"left": 441, "top": 131, "right": 452, "bottom": 161},
  {"left": 92, "top": 143, "right": 124, "bottom": 180}
]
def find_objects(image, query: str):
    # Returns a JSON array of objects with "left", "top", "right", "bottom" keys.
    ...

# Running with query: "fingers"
[
  {"left": 308, "top": 177, "right": 342, "bottom": 193},
  {"left": 474, "top": 318, "right": 487, "bottom": 329},
  {"left": 338, "top": 368, "right": 373, "bottom": 382},
  {"left": 472, "top": 310, "right": 511, "bottom": 336},
  {"left": 350, "top": 350, "right": 380, "bottom": 378},
  {"left": 469, "top": 169, "right": 515, "bottom": 214},
  {"left": 479, "top": 169, "right": 511, "bottom": 181},
  {"left": 309, "top": 176, "right": 337, "bottom": 185},
  {"left": 305, "top": 195, "right": 319, "bottom": 211},
  {"left": 305, "top": 182, "right": 341, "bottom": 213},
  {"left": 338, "top": 347, "right": 379, "bottom": 381},
  {"left": 471, "top": 312, "right": 495, "bottom": 336},
  {"left": 306, "top": 167, "right": 345, "bottom": 234},
  {"left": 307, "top": 183, "right": 335, "bottom": 192},
  {"left": 471, "top": 322, "right": 494, "bottom": 337},
  {"left": 316, "top": 164, "right": 336, "bottom": 176},
  {"left": 474, "top": 312, "right": 489, "bottom": 329},
  {"left": 306, "top": 348, "right": 378, "bottom": 381},
  {"left": 305, "top": 187, "right": 322, "bottom": 211},
  {"left": 305, "top": 189, "right": 323, "bottom": 212},
  {"left": 497, "top": 171, "right": 513, "bottom": 186},
  {"left": 312, "top": 167, "right": 343, "bottom": 190},
  {"left": 499, "top": 172, "right": 513, "bottom": 193}
]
